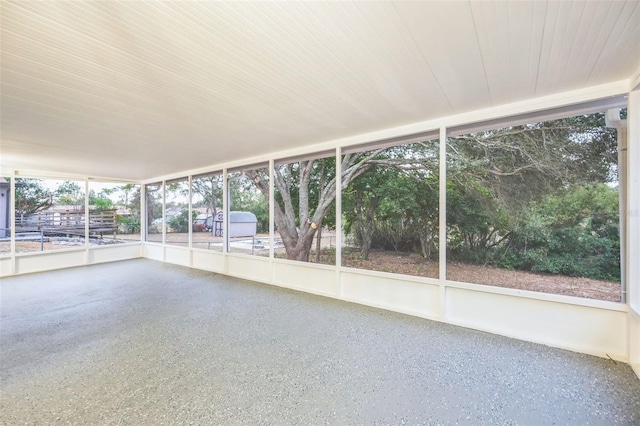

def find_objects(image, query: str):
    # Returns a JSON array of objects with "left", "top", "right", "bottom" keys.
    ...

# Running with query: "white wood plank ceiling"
[{"left": 1, "top": 1, "right": 639, "bottom": 181}]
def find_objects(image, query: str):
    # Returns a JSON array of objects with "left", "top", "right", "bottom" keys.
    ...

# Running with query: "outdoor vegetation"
[
  {"left": 165, "top": 178, "right": 189, "bottom": 246},
  {"left": 445, "top": 113, "right": 619, "bottom": 285},
  {"left": 191, "top": 172, "right": 224, "bottom": 251},
  {"left": 227, "top": 166, "right": 269, "bottom": 256},
  {"left": 241, "top": 112, "right": 621, "bottom": 300},
  {"left": 3, "top": 111, "right": 622, "bottom": 301},
  {"left": 145, "top": 182, "right": 163, "bottom": 243},
  {"left": 5, "top": 179, "right": 142, "bottom": 253}
]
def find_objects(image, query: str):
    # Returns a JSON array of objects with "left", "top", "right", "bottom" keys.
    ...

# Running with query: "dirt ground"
[{"left": 341, "top": 250, "right": 622, "bottom": 303}]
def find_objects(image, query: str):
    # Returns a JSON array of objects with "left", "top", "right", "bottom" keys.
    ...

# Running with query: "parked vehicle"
[
  {"left": 192, "top": 214, "right": 210, "bottom": 232},
  {"left": 192, "top": 214, "right": 208, "bottom": 232}
]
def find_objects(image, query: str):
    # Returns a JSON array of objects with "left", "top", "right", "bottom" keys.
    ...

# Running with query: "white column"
[
  {"left": 223, "top": 169, "right": 229, "bottom": 253},
  {"left": 188, "top": 176, "right": 193, "bottom": 249},
  {"left": 439, "top": 126, "right": 447, "bottom": 320},
  {"left": 336, "top": 147, "right": 343, "bottom": 297},
  {"left": 141, "top": 184, "right": 147, "bottom": 243},
  {"left": 10, "top": 173, "right": 16, "bottom": 274},
  {"left": 161, "top": 181, "right": 166, "bottom": 245},
  {"left": 84, "top": 180, "right": 90, "bottom": 264},
  {"left": 627, "top": 89, "right": 640, "bottom": 376},
  {"left": 628, "top": 90, "right": 640, "bottom": 311},
  {"left": 269, "top": 160, "right": 274, "bottom": 260}
]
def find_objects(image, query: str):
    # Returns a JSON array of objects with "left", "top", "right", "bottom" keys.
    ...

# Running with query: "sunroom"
[{"left": 1, "top": 1, "right": 639, "bottom": 423}]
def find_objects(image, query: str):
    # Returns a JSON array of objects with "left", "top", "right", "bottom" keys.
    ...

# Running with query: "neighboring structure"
[{"left": 213, "top": 211, "right": 257, "bottom": 238}]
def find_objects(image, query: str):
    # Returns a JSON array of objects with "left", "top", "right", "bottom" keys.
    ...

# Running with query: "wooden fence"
[{"left": 15, "top": 209, "right": 118, "bottom": 236}]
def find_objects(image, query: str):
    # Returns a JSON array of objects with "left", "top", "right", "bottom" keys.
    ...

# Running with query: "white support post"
[
  {"left": 223, "top": 169, "right": 229, "bottom": 254},
  {"left": 10, "top": 173, "right": 16, "bottom": 275},
  {"left": 161, "top": 181, "right": 166, "bottom": 246},
  {"left": 627, "top": 89, "right": 640, "bottom": 378},
  {"left": 438, "top": 126, "right": 447, "bottom": 320},
  {"left": 84, "top": 180, "right": 90, "bottom": 263},
  {"left": 188, "top": 175, "right": 193, "bottom": 250},
  {"left": 606, "top": 108, "right": 628, "bottom": 303},
  {"left": 627, "top": 90, "right": 640, "bottom": 311},
  {"left": 269, "top": 159, "right": 275, "bottom": 260},
  {"left": 336, "top": 147, "right": 343, "bottom": 298},
  {"left": 141, "top": 184, "right": 146, "bottom": 243}
]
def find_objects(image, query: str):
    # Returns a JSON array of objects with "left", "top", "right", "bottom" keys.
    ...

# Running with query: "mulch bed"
[{"left": 342, "top": 250, "right": 621, "bottom": 303}]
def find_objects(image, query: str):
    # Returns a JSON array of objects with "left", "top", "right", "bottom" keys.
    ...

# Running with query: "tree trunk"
[
  {"left": 286, "top": 228, "right": 317, "bottom": 262},
  {"left": 356, "top": 218, "right": 375, "bottom": 260},
  {"left": 315, "top": 225, "right": 322, "bottom": 263},
  {"left": 420, "top": 234, "right": 431, "bottom": 260}
]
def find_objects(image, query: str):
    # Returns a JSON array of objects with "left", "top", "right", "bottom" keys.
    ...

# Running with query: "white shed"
[{"left": 213, "top": 211, "right": 257, "bottom": 238}]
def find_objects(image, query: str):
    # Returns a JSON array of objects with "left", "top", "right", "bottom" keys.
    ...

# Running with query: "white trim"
[
  {"left": 268, "top": 159, "right": 274, "bottom": 261},
  {"left": 161, "top": 181, "right": 166, "bottom": 245},
  {"left": 10, "top": 175, "right": 16, "bottom": 274},
  {"left": 439, "top": 126, "right": 447, "bottom": 320},
  {"left": 630, "top": 65, "right": 640, "bottom": 92},
  {"left": 84, "top": 180, "right": 89, "bottom": 259},
  {"left": 188, "top": 175, "right": 193, "bottom": 249},
  {"left": 336, "top": 147, "right": 343, "bottom": 297}
]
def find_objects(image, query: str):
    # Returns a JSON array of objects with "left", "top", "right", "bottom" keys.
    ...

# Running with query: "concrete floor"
[{"left": 1, "top": 259, "right": 639, "bottom": 425}]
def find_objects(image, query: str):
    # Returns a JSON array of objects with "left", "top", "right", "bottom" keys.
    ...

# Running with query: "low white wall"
[
  {"left": 88, "top": 244, "right": 141, "bottom": 265},
  {"left": 0, "top": 256, "right": 11, "bottom": 277},
  {"left": 630, "top": 308, "right": 640, "bottom": 378},
  {"left": 165, "top": 245, "right": 190, "bottom": 267},
  {"left": 227, "top": 254, "right": 271, "bottom": 282},
  {"left": 16, "top": 249, "right": 86, "bottom": 275},
  {"left": 142, "top": 244, "right": 164, "bottom": 261},
  {"left": 273, "top": 260, "right": 337, "bottom": 297},
  {"left": 192, "top": 249, "right": 225, "bottom": 273},
  {"left": 140, "top": 244, "right": 633, "bottom": 366},
  {"left": 445, "top": 286, "right": 628, "bottom": 360},
  {"left": 341, "top": 269, "right": 440, "bottom": 319},
  {"left": 4, "top": 244, "right": 143, "bottom": 276}
]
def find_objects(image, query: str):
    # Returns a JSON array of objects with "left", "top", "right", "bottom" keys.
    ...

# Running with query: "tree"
[
  {"left": 343, "top": 166, "right": 389, "bottom": 260},
  {"left": 15, "top": 179, "right": 52, "bottom": 214},
  {"left": 240, "top": 113, "right": 618, "bottom": 271},
  {"left": 145, "top": 183, "right": 162, "bottom": 231},
  {"left": 245, "top": 154, "right": 377, "bottom": 262},
  {"left": 444, "top": 113, "right": 620, "bottom": 277},
  {"left": 89, "top": 187, "right": 115, "bottom": 210},
  {"left": 192, "top": 175, "right": 223, "bottom": 224},
  {"left": 56, "top": 181, "right": 84, "bottom": 210},
  {"left": 246, "top": 145, "right": 436, "bottom": 262}
]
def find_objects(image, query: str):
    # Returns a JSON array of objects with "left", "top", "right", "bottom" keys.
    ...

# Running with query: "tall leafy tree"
[{"left": 15, "top": 179, "right": 53, "bottom": 214}]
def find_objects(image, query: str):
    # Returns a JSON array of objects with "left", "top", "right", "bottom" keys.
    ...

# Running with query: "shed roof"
[{"left": 228, "top": 211, "right": 257, "bottom": 224}]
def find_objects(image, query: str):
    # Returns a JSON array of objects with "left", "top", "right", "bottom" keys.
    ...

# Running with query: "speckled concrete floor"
[{"left": 1, "top": 259, "right": 639, "bottom": 425}]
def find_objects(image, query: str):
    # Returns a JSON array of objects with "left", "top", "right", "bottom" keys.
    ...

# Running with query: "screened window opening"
[
  {"left": 88, "top": 182, "right": 141, "bottom": 243},
  {"left": 446, "top": 111, "right": 621, "bottom": 302},
  {"left": 191, "top": 172, "right": 224, "bottom": 251},
  {"left": 274, "top": 154, "right": 337, "bottom": 265},
  {"left": 227, "top": 166, "right": 269, "bottom": 256},
  {"left": 145, "top": 182, "right": 163, "bottom": 243},
  {"left": 165, "top": 178, "right": 189, "bottom": 247},
  {"left": 14, "top": 178, "right": 86, "bottom": 253},
  {"left": 341, "top": 140, "right": 440, "bottom": 278},
  {"left": 0, "top": 178, "right": 11, "bottom": 255}
]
